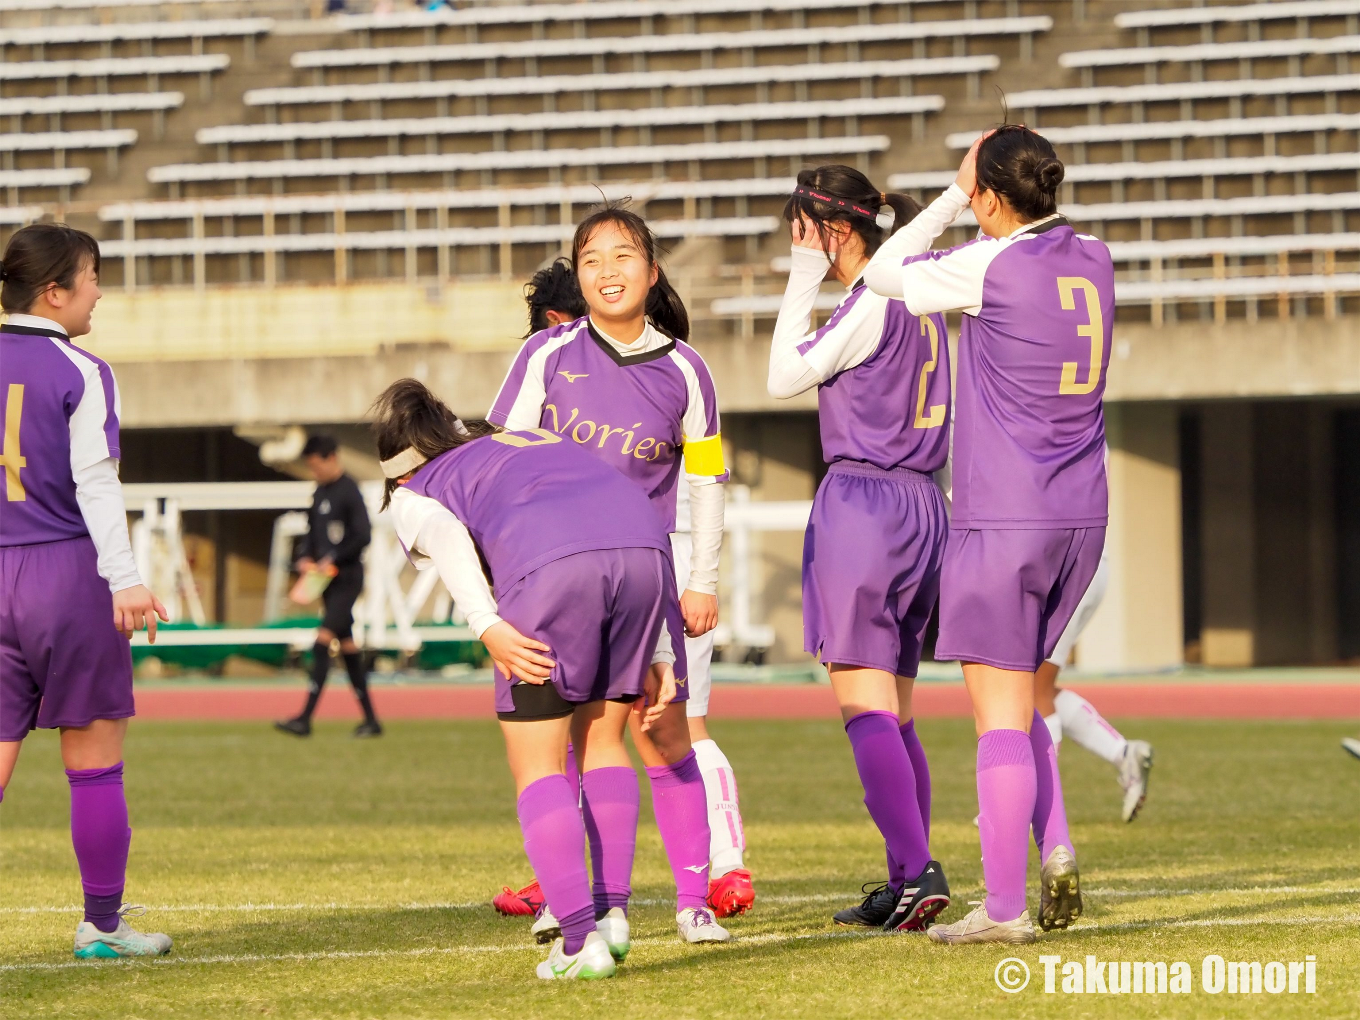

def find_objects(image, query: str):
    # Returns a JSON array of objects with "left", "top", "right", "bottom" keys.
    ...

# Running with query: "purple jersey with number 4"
[
  {"left": 402, "top": 429, "right": 672, "bottom": 596},
  {"left": 900, "top": 217, "right": 1113, "bottom": 528},
  {"left": 0, "top": 325, "right": 122, "bottom": 547}
]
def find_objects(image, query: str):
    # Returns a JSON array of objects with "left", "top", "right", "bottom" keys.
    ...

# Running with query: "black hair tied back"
[
  {"left": 975, "top": 124, "right": 1065, "bottom": 222},
  {"left": 0, "top": 261, "right": 7, "bottom": 283}
]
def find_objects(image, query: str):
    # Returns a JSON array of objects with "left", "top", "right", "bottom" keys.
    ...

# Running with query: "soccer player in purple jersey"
[
  {"left": 375, "top": 378, "right": 686, "bottom": 979},
  {"left": 488, "top": 206, "right": 744, "bottom": 940},
  {"left": 0, "top": 224, "right": 172, "bottom": 959},
  {"left": 767, "top": 166, "right": 954, "bottom": 933},
  {"left": 865, "top": 126, "right": 1113, "bottom": 944}
]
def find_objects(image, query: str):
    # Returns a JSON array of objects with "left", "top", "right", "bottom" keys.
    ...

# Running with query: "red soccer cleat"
[
  {"left": 492, "top": 879, "right": 545, "bottom": 917},
  {"left": 706, "top": 868, "right": 756, "bottom": 918}
]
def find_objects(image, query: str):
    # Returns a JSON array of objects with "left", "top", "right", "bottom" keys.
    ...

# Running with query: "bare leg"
[
  {"left": 0, "top": 739, "right": 23, "bottom": 791},
  {"left": 1033, "top": 661, "right": 1061, "bottom": 718},
  {"left": 61, "top": 718, "right": 128, "bottom": 771}
]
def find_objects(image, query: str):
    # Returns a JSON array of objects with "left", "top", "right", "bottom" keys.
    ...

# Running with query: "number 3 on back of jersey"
[
  {"left": 1056, "top": 277, "right": 1104, "bottom": 396},
  {"left": 0, "top": 383, "right": 25, "bottom": 502}
]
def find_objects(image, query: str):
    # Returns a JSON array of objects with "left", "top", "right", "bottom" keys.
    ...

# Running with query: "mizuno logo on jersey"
[{"left": 558, "top": 371, "right": 589, "bottom": 383}]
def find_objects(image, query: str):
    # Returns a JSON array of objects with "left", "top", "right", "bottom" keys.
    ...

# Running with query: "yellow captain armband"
[{"left": 682, "top": 433, "right": 726, "bottom": 476}]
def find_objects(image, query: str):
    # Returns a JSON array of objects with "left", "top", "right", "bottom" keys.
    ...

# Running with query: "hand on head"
[{"left": 955, "top": 128, "right": 997, "bottom": 198}]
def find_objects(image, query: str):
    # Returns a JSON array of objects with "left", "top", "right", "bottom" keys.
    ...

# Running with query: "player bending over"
[
  {"left": 378, "top": 378, "right": 699, "bottom": 979},
  {"left": 489, "top": 206, "right": 748, "bottom": 940},
  {"left": 866, "top": 125, "right": 1112, "bottom": 944},
  {"left": 1036, "top": 551, "right": 1154, "bottom": 822},
  {"left": 768, "top": 165, "right": 953, "bottom": 932},
  {"left": 0, "top": 224, "right": 172, "bottom": 959}
]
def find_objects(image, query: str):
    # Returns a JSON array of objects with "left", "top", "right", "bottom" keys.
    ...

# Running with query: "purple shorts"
[
  {"left": 935, "top": 527, "right": 1107, "bottom": 672},
  {"left": 0, "top": 536, "right": 134, "bottom": 741},
  {"left": 802, "top": 462, "right": 948, "bottom": 677},
  {"left": 492, "top": 546, "right": 687, "bottom": 716}
]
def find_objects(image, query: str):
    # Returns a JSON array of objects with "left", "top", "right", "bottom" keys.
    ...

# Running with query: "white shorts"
[
  {"left": 1045, "top": 551, "right": 1110, "bottom": 667},
  {"left": 669, "top": 531, "right": 715, "bottom": 717}
]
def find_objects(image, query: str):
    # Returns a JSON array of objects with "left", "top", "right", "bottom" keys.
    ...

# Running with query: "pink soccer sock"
[
  {"left": 644, "top": 751, "right": 711, "bottom": 911},
  {"left": 580, "top": 766, "right": 639, "bottom": 916},
  {"left": 976, "top": 730, "right": 1036, "bottom": 923},
  {"left": 516, "top": 774, "right": 595, "bottom": 954},
  {"left": 67, "top": 763, "right": 131, "bottom": 934},
  {"left": 1029, "top": 710, "right": 1074, "bottom": 862}
]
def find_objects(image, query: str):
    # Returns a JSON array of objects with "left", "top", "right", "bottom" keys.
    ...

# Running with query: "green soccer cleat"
[
  {"left": 73, "top": 907, "right": 172, "bottom": 959},
  {"left": 595, "top": 907, "right": 630, "bottom": 961},
  {"left": 535, "top": 931, "right": 616, "bottom": 980},
  {"left": 1039, "top": 845, "right": 1083, "bottom": 931}
]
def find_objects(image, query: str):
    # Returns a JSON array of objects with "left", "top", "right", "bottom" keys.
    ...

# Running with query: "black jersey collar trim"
[
  {"left": 586, "top": 319, "right": 677, "bottom": 367},
  {"left": 1014, "top": 215, "right": 1070, "bottom": 238},
  {"left": 0, "top": 323, "right": 70, "bottom": 341}
]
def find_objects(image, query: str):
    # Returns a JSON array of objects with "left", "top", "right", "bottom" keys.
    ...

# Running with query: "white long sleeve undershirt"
[
  {"left": 683, "top": 478, "right": 723, "bottom": 595},
  {"left": 75, "top": 457, "right": 142, "bottom": 593},
  {"left": 863, "top": 184, "right": 974, "bottom": 300}
]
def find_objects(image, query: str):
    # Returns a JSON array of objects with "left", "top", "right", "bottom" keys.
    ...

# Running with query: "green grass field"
[{"left": 2, "top": 716, "right": 1358, "bottom": 1018}]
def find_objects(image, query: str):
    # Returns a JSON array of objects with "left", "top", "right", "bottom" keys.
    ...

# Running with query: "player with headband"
[{"left": 769, "top": 165, "right": 955, "bottom": 932}]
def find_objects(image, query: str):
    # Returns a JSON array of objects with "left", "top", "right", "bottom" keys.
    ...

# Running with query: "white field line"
[
  {"left": 0, "top": 928, "right": 876, "bottom": 974},
  {"left": 7, "top": 885, "right": 1358, "bottom": 917},
  {"left": 5, "top": 914, "right": 1360, "bottom": 975}
]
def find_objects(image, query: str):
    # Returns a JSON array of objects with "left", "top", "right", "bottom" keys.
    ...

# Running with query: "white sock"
[
  {"left": 691, "top": 738, "right": 745, "bottom": 877},
  {"left": 1044, "top": 711, "right": 1063, "bottom": 747},
  {"left": 1054, "top": 689, "right": 1127, "bottom": 766}
]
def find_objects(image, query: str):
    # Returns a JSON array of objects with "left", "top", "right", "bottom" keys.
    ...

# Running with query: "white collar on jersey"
[
  {"left": 4, "top": 312, "right": 68, "bottom": 336},
  {"left": 1008, "top": 212, "right": 1064, "bottom": 239},
  {"left": 589, "top": 318, "right": 668, "bottom": 356}
]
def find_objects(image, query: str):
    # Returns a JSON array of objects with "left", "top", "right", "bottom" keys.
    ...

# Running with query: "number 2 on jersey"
[
  {"left": 490, "top": 427, "right": 562, "bottom": 448},
  {"left": 1057, "top": 277, "right": 1104, "bottom": 395},
  {"left": 913, "top": 317, "right": 946, "bottom": 429},
  {"left": 0, "top": 383, "right": 25, "bottom": 501}
]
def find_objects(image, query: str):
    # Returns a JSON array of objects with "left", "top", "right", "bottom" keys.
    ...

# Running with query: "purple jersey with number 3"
[
  {"left": 900, "top": 218, "right": 1113, "bottom": 528},
  {"left": 402, "top": 429, "right": 671, "bottom": 596}
]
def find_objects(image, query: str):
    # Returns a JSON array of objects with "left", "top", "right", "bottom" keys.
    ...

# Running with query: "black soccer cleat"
[
  {"left": 274, "top": 717, "right": 312, "bottom": 737},
  {"left": 883, "top": 860, "right": 950, "bottom": 932},
  {"left": 353, "top": 720, "right": 384, "bottom": 738},
  {"left": 833, "top": 882, "right": 901, "bottom": 928}
]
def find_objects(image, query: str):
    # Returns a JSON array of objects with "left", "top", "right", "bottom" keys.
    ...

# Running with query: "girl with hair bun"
[
  {"left": 864, "top": 124, "right": 1114, "bottom": 945},
  {"left": 377, "top": 377, "right": 685, "bottom": 980},
  {"left": 488, "top": 204, "right": 743, "bottom": 944},
  {"left": 768, "top": 164, "right": 955, "bottom": 934}
]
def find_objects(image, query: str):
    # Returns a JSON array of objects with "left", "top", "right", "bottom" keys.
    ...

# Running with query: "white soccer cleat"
[
  {"left": 926, "top": 904, "right": 1036, "bottom": 945},
  {"left": 530, "top": 904, "right": 561, "bottom": 944},
  {"left": 1118, "top": 739, "right": 1154, "bottom": 822},
  {"left": 1342, "top": 737, "right": 1360, "bottom": 761},
  {"left": 595, "top": 907, "right": 630, "bottom": 961},
  {"left": 73, "top": 907, "right": 172, "bottom": 959},
  {"left": 535, "top": 930, "right": 616, "bottom": 980},
  {"left": 676, "top": 906, "right": 731, "bottom": 944}
]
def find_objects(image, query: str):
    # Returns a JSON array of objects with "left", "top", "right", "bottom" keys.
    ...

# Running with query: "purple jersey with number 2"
[
  {"left": 402, "top": 428, "right": 671, "bottom": 596},
  {"left": 901, "top": 217, "right": 1113, "bottom": 528}
]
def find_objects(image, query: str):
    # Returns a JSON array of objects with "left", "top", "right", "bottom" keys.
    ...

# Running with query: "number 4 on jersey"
[{"left": 0, "top": 383, "right": 25, "bottom": 502}]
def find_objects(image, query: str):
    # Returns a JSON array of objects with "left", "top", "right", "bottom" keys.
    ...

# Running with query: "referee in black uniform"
[{"left": 275, "top": 435, "right": 382, "bottom": 738}]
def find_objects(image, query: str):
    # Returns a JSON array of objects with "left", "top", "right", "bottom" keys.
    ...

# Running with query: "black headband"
[{"left": 791, "top": 184, "right": 882, "bottom": 223}]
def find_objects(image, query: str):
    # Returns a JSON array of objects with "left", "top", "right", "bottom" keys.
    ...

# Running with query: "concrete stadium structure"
[{"left": 4, "top": 0, "right": 1359, "bottom": 669}]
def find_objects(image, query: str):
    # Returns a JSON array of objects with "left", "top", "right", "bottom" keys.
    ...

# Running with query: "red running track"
[{"left": 131, "top": 682, "right": 1360, "bottom": 721}]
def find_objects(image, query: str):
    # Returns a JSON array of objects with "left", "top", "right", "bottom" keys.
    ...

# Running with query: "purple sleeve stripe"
[
  {"left": 487, "top": 327, "right": 558, "bottom": 422},
  {"left": 795, "top": 287, "right": 866, "bottom": 357},
  {"left": 901, "top": 235, "right": 989, "bottom": 267},
  {"left": 95, "top": 359, "right": 119, "bottom": 457},
  {"left": 675, "top": 341, "right": 722, "bottom": 436}
]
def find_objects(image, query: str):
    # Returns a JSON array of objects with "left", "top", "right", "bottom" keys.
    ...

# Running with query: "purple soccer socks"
[
  {"left": 66, "top": 763, "right": 131, "bottom": 934},
  {"left": 644, "top": 751, "right": 711, "bottom": 911},
  {"left": 976, "top": 729, "right": 1037, "bottom": 923},
  {"left": 516, "top": 774, "right": 595, "bottom": 955},
  {"left": 580, "top": 766, "right": 639, "bottom": 917},
  {"left": 887, "top": 718, "right": 935, "bottom": 884},
  {"left": 1029, "top": 709, "right": 1074, "bottom": 862},
  {"left": 845, "top": 711, "right": 931, "bottom": 883}
]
